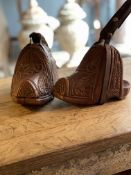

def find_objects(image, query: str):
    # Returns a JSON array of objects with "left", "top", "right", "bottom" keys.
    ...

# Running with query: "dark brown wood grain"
[
  {"left": 11, "top": 33, "right": 58, "bottom": 106},
  {"left": 54, "top": 44, "right": 130, "bottom": 105},
  {"left": 54, "top": 0, "right": 131, "bottom": 105}
]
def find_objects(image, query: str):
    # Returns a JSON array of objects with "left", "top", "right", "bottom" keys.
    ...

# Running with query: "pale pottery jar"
[
  {"left": 55, "top": 0, "right": 89, "bottom": 55},
  {"left": 18, "top": 0, "right": 59, "bottom": 48}
]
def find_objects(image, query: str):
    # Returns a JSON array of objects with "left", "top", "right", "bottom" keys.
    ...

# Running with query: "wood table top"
[{"left": 0, "top": 58, "right": 131, "bottom": 175}]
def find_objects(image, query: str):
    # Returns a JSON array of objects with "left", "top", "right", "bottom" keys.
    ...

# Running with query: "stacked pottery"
[
  {"left": 18, "top": 0, "right": 59, "bottom": 48},
  {"left": 55, "top": 0, "right": 89, "bottom": 55}
]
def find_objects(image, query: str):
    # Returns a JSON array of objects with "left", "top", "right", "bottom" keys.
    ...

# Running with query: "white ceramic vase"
[
  {"left": 55, "top": 0, "right": 89, "bottom": 55},
  {"left": 18, "top": 0, "right": 59, "bottom": 48}
]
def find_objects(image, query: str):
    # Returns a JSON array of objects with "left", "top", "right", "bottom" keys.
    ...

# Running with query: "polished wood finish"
[
  {"left": 54, "top": 44, "right": 130, "bottom": 105},
  {"left": 0, "top": 58, "right": 130, "bottom": 174},
  {"left": 11, "top": 33, "right": 58, "bottom": 106},
  {"left": 54, "top": 0, "right": 131, "bottom": 105}
]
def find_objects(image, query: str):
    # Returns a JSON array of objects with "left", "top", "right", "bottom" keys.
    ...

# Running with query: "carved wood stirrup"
[
  {"left": 11, "top": 32, "right": 58, "bottom": 105},
  {"left": 53, "top": 0, "right": 131, "bottom": 106}
]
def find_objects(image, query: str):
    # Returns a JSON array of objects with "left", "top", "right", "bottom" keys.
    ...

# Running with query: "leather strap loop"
[{"left": 29, "top": 32, "right": 49, "bottom": 47}]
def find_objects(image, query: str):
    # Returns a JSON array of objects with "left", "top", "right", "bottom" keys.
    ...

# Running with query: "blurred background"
[{"left": 0, "top": 0, "right": 131, "bottom": 78}]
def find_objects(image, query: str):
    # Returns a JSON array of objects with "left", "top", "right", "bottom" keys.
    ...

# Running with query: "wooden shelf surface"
[{"left": 0, "top": 58, "right": 131, "bottom": 175}]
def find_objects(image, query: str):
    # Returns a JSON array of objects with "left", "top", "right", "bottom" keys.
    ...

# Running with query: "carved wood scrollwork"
[{"left": 11, "top": 33, "right": 58, "bottom": 105}]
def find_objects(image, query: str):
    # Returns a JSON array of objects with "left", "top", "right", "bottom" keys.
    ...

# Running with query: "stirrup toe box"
[
  {"left": 53, "top": 75, "right": 94, "bottom": 105},
  {"left": 53, "top": 78, "right": 69, "bottom": 100},
  {"left": 11, "top": 33, "right": 58, "bottom": 106},
  {"left": 12, "top": 79, "right": 53, "bottom": 105},
  {"left": 17, "top": 80, "right": 39, "bottom": 98}
]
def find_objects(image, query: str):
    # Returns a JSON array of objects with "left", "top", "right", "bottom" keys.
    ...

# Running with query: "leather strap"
[
  {"left": 99, "top": 0, "right": 131, "bottom": 44},
  {"left": 99, "top": 45, "right": 111, "bottom": 104},
  {"left": 29, "top": 32, "right": 49, "bottom": 47}
]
